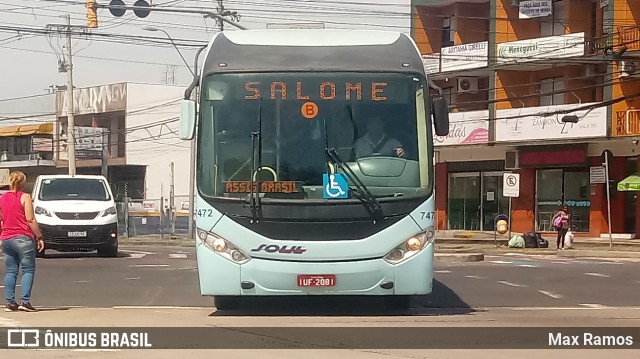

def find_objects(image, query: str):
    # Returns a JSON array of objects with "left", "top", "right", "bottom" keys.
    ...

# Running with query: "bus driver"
[{"left": 354, "top": 117, "right": 405, "bottom": 159}]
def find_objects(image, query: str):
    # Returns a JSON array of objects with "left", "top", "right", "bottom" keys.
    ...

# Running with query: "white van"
[{"left": 32, "top": 175, "right": 118, "bottom": 257}]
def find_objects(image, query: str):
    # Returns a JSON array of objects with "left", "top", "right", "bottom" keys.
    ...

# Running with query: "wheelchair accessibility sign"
[{"left": 323, "top": 174, "right": 349, "bottom": 199}]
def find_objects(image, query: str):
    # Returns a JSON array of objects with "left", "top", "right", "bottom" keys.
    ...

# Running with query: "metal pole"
[
  {"left": 604, "top": 156, "right": 613, "bottom": 250},
  {"left": 96, "top": 4, "right": 247, "bottom": 30},
  {"left": 65, "top": 14, "right": 76, "bottom": 176},
  {"left": 170, "top": 162, "right": 175, "bottom": 236},
  {"left": 508, "top": 197, "right": 512, "bottom": 241}
]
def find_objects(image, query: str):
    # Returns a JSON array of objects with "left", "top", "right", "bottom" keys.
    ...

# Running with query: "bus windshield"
[{"left": 198, "top": 72, "right": 431, "bottom": 201}]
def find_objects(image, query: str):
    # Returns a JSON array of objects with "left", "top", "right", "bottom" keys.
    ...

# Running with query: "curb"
[
  {"left": 557, "top": 250, "right": 640, "bottom": 259},
  {"left": 435, "top": 253, "right": 484, "bottom": 262}
]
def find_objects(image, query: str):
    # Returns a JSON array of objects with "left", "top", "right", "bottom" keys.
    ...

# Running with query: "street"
[
  {"left": 1, "top": 246, "right": 640, "bottom": 358},
  {"left": 7, "top": 246, "right": 640, "bottom": 309}
]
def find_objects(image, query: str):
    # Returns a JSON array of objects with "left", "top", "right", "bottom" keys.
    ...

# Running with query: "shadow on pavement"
[
  {"left": 210, "top": 279, "right": 475, "bottom": 317},
  {"left": 37, "top": 251, "right": 131, "bottom": 259}
]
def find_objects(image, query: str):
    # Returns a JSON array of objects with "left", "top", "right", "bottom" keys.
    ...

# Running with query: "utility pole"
[
  {"left": 170, "top": 162, "right": 175, "bottom": 236},
  {"left": 48, "top": 17, "right": 87, "bottom": 176},
  {"left": 65, "top": 14, "right": 76, "bottom": 176},
  {"left": 217, "top": 0, "right": 225, "bottom": 31}
]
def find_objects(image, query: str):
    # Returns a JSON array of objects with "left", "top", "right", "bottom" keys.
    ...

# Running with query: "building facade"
[
  {"left": 413, "top": 0, "right": 640, "bottom": 237},
  {"left": 55, "top": 82, "right": 189, "bottom": 214}
]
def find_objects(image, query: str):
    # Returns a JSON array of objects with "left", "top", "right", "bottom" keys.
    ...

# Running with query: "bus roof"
[{"left": 201, "top": 29, "right": 425, "bottom": 75}]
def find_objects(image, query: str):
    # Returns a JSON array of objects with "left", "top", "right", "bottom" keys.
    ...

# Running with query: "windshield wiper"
[
  {"left": 322, "top": 110, "right": 383, "bottom": 223},
  {"left": 249, "top": 99, "right": 264, "bottom": 221}
]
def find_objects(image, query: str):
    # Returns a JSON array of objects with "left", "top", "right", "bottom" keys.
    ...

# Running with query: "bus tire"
[
  {"left": 384, "top": 295, "right": 411, "bottom": 310},
  {"left": 214, "top": 296, "right": 242, "bottom": 311}
]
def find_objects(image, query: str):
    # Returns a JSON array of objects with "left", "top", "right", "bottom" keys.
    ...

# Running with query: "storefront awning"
[
  {"left": 617, "top": 174, "right": 640, "bottom": 191},
  {"left": 0, "top": 122, "right": 53, "bottom": 138}
]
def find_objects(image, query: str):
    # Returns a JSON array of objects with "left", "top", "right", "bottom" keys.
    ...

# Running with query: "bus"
[{"left": 179, "top": 29, "right": 449, "bottom": 310}]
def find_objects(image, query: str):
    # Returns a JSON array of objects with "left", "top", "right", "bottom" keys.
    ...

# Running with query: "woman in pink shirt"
[{"left": 1, "top": 171, "right": 44, "bottom": 312}]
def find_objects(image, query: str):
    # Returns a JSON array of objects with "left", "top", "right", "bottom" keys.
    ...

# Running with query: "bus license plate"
[
  {"left": 68, "top": 231, "right": 87, "bottom": 237},
  {"left": 297, "top": 275, "right": 336, "bottom": 287}
]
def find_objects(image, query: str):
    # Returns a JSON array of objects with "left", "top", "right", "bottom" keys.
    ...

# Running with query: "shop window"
[
  {"left": 539, "top": 78, "right": 564, "bottom": 106},
  {"left": 14, "top": 137, "right": 30, "bottom": 155},
  {"left": 536, "top": 168, "right": 590, "bottom": 232},
  {"left": 540, "top": 0, "right": 565, "bottom": 37}
]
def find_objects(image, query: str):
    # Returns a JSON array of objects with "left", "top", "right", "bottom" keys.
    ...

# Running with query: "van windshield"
[{"left": 39, "top": 178, "right": 111, "bottom": 201}]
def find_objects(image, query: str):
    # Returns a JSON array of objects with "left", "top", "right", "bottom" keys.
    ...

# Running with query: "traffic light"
[{"left": 87, "top": 0, "right": 98, "bottom": 28}]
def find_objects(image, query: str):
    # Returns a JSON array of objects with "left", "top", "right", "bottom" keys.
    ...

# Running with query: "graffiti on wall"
[{"left": 56, "top": 83, "right": 127, "bottom": 116}]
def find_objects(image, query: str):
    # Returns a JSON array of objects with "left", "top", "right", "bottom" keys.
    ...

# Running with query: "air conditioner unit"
[
  {"left": 620, "top": 60, "right": 639, "bottom": 79},
  {"left": 505, "top": 151, "right": 520, "bottom": 170},
  {"left": 457, "top": 77, "right": 479, "bottom": 93}
]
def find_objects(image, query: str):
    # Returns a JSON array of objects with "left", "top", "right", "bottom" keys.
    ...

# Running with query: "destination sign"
[
  {"left": 224, "top": 181, "right": 301, "bottom": 193},
  {"left": 244, "top": 81, "right": 388, "bottom": 101}
]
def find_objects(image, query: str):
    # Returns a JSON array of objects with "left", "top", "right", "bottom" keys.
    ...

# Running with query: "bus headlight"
[
  {"left": 384, "top": 227, "right": 435, "bottom": 264},
  {"left": 197, "top": 229, "right": 251, "bottom": 264}
]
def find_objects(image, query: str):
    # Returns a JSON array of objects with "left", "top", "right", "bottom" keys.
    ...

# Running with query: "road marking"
[
  {"left": 497, "top": 280, "right": 525, "bottom": 287},
  {"left": 128, "top": 253, "right": 147, "bottom": 259},
  {"left": 120, "top": 250, "right": 155, "bottom": 255},
  {"left": 585, "top": 272, "right": 610, "bottom": 278},
  {"left": 0, "top": 317, "right": 22, "bottom": 327},
  {"left": 490, "top": 260, "right": 513, "bottom": 264},
  {"left": 579, "top": 303, "right": 608, "bottom": 308},
  {"left": 129, "top": 264, "right": 170, "bottom": 268},
  {"left": 512, "top": 306, "right": 613, "bottom": 310},
  {"left": 178, "top": 266, "right": 197, "bottom": 270},
  {"left": 465, "top": 275, "right": 487, "bottom": 279},
  {"left": 74, "top": 280, "right": 92, "bottom": 283},
  {"left": 552, "top": 261, "right": 569, "bottom": 264},
  {"left": 434, "top": 270, "right": 451, "bottom": 273},
  {"left": 169, "top": 253, "right": 188, "bottom": 259},
  {"left": 538, "top": 290, "right": 563, "bottom": 299},
  {"left": 518, "top": 264, "right": 538, "bottom": 268},
  {"left": 125, "top": 277, "right": 141, "bottom": 280}
]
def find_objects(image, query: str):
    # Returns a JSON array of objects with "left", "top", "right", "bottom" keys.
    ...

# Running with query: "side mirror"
[
  {"left": 432, "top": 97, "right": 450, "bottom": 136},
  {"left": 179, "top": 99, "right": 196, "bottom": 140}
]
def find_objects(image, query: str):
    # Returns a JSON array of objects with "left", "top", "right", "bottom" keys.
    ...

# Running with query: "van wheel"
[{"left": 98, "top": 244, "right": 118, "bottom": 258}]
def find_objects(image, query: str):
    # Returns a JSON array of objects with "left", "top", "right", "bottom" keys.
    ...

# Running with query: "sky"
[{"left": 0, "top": 0, "right": 411, "bottom": 107}]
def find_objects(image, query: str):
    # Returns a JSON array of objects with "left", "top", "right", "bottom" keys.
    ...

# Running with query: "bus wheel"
[
  {"left": 384, "top": 295, "right": 411, "bottom": 310},
  {"left": 214, "top": 296, "right": 242, "bottom": 311}
]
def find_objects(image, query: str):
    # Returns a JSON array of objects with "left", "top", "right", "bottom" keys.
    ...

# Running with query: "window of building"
[
  {"left": 442, "top": 17, "right": 455, "bottom": 47},
  {"left": 14, "top": 137, "right": 31, "bottom": 155},
  {"left": 539, "top": 78, "right": 564, "bottom": 106},
  {"left": 540, "top": 0, "right": 565, "bottom": 37},
  {"left": 535, "top": 168, "right": 590, "bottom": 232}
]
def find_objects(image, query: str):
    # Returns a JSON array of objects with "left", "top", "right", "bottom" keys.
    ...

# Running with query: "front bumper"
[
  {"left": 196, "top": 242, "right": 434, "bottom": 296},
  {"left": 40, "top": 223, "right": 118, "bottom": 250}
]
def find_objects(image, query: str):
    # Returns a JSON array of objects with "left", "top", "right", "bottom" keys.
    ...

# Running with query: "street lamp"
[
  {"left": 142, "top": 25, "right": 198, "bottom": 238},
  {"left": 142, "top": 25, "right": 194, "bottom": 76},
  {"left": 561, "top": 115, "right": 579, "bottom": 123}
]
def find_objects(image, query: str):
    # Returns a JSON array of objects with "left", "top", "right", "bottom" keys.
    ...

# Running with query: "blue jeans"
[{"left": 2, "top": 235, "right": 36, "bottom": 304}]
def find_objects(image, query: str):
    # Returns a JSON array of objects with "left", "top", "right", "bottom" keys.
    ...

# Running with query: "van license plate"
[{"left": 68, "top": 231, "right": 87, "bottom": 237}]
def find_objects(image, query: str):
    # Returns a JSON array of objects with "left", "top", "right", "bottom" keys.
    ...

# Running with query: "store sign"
[
  {"left": 495, "top": 103, "right": 607, "bottom": 142},
  {"left": 519, "top": 0, "right": 552, "bottom": 19},
  {"left": 433, "top": 110, "right": 489, "bottom": 146},
  {"left": 519, "top": 147, "right": 588, "bottom": 167},
  {"left": 497, "top": 33, "right": 585, "bottom": 65},
  {"left": 422, "top": 53, "right": 440, "bottom": 74},
  {"left": 590, "top": 166, "right": 606, "bottom": 184},
  {"left": 440, "top": 41, "right": 488, "bottom": 72}
]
